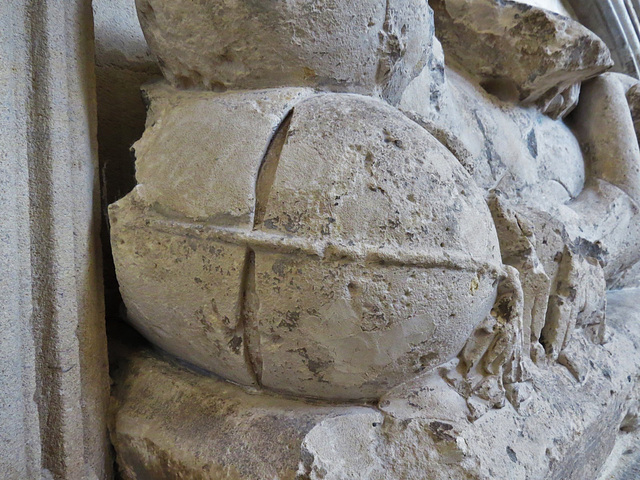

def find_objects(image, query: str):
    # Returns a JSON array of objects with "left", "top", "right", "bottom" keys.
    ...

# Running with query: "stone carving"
[
  {"left": 111, "top": 290, "right": 640, "bottom": 479},
  {"left": 109, "top": 0, "right": 640, "bottom": 478},
  {"left": 135, "top": 0, "right": 437, "bottom": 104},
  {"left": 112, "top": 84, "right": 514, "bottom": 400},
  {"left": 431, "top": 0, "right": 613, "bottom": 117}
]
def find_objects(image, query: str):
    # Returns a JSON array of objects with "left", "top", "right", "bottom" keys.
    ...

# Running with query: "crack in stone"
[
  {"left": 238, "top": 109, "right": 295, "bottom": 386},
  {"left": 238, "top": 248, "right": 261, "bottom": 385},
  {"left": 254, "top": 109, "right": 294, "bottom": 227}
]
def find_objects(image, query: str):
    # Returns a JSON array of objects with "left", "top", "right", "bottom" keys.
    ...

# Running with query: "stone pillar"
[
  {"left": 568, "top": 0, "right": 640, "bottom": 77},
  {"left": 0, "top": 1, "right": 110, "bottom": 479}
]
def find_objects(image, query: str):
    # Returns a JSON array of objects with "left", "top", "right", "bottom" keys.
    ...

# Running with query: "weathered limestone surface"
[
  {"left": 566, "top": 73, "right": 640, "bottom": 288},
  {"left": 431, "top": 0, "right": 613, "bottom": 116},
  {"left": 249, "top": 92, "right": 501, "bottom": 400},
  {"left": 110, "top": 190, "right": 257, "bottom": 387},
  {"left": 107, "top": 0, "right": 640, "bottom": 478},
  {"left": 1, "top": 4, "right": 41, "bottom": 477},
  {"left": 401, "top": 50, "right": 640, "bottom": 354},
  {"left": 111, "top": 289, "right": 640, "bottom": 480},
  {"left": 110, "top": 86, "right": 504, "bottom": 401},
  {"left": 596, "top": 290, "right": 640, "bottom": 480},
  {"left": 0, "top": 0, "right": 110, "bottom": 479},
  {"left": 134, "top": 0, "right": 437, "bottom": 104},
  {"left": 133, "top": 84, "right": 314, "bottom": 222},
  {"left": 571, "top": 73, "right": 640, "bottom": 204},
  {"left": 401, "top": 66, "right": 587, "bottom": 205},
  {"left": 612, "top": 261, "right": 640, "bottom": 289}
]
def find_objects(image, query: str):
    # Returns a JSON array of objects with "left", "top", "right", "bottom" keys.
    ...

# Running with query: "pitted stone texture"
[
  {"left": 254, "top": 255, "right": 499, "bottom": 400},
  {"left": 110, "top": 349, "right": 382, "bottom": 480},
  {"left": 568, "top": 73, "right": 640, "bottom": 286},
  {"left": 257, "top": 94, "right": 499, "bottom": 258},
  {"left": 109, "top": 190, "right": 256, "bottom": 386},
  {"left": 402, "top": 63, "right": 640, "bottom": 331},
  {"left": 135, "top": 0, "right": 435, "bottom": 105},
  {"left": 377, "top": 289, "right": 640, "bottom": 480},
  {"left": 111, "top": 289, "right": 640, "bottom": 480},
  {"left": 134, "top": 83, "right": 314, "bottom": 223},
  {"left": 253, "top": 93, "right": 501, "bottom": 400},
  {"left": 401, "top": 66, "right": 586, "bottom": 208},
  {"left": 110, "top": 90, "right": 503, "bottom": 401},
  {"left": 431, "top": 0, "right": 612, "bottom": 115},
  {"left": 560, "top": 180, "right": 640, "bottom": 288}
]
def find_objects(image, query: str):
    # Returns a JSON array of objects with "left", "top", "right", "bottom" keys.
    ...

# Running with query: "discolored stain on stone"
[{"left": 507, "top": 445, "right": 518, "bottom": 463}]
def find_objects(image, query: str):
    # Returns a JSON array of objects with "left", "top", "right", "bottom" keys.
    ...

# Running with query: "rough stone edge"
[{"left": 110, "top": 289, "right": 640, "bottom": 480}]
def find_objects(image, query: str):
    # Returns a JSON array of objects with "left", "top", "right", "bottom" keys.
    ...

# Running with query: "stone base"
[{"left": 110, "top": 289, "right": 640, "bottom": 480}]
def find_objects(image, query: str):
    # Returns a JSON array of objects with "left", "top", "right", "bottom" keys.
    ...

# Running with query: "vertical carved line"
[
  {"left": 253, "top": 109, "right": 294, "bottom": 227},
  {"left": 238, "top": 248, "right": 261, "bottom": 385},
  {"left": 239, "top": 109, "right": 294, "bottom": 386}
]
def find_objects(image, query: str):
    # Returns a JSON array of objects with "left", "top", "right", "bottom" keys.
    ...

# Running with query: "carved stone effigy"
[{"left": 109, "top": 1, "right": 640, "bottom": 478}]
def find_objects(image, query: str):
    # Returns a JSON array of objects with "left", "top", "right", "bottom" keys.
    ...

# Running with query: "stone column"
[
  {"left": 568, "top": 0, "right": 640, "bottom": 77},
  {"left": 0, "top": 1, "right": 110, "bottom": 479}
]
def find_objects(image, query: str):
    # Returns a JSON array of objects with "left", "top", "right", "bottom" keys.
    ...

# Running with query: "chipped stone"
[
  {"left": 431, "top": 0, "right": 613, "bottom": 114},
  {"left": 110, "top": 290, "right": 640, "bottom": 480},
  {"left": 111, "top": 89, "right": 504, "bottom": 401},
  {"left": 135, "top": 0, "right": 437, "bottom": 104}
]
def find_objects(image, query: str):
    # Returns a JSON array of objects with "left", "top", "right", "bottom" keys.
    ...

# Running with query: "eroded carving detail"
[{"left": 109, "top": 1, "right": 640, "bottom": 478}]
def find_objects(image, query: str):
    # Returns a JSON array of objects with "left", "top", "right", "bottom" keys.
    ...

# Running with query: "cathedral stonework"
[{"left": 107, "top": 1, "right": 640, "bottom": 479}]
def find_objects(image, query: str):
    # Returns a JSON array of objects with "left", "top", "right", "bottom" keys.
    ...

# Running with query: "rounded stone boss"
[
  {"left": 134, "top": 0, "right": 436, "bottom": 105},
  {"left": 110, "top": 83, "right": 506, "bottom": 401}
]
